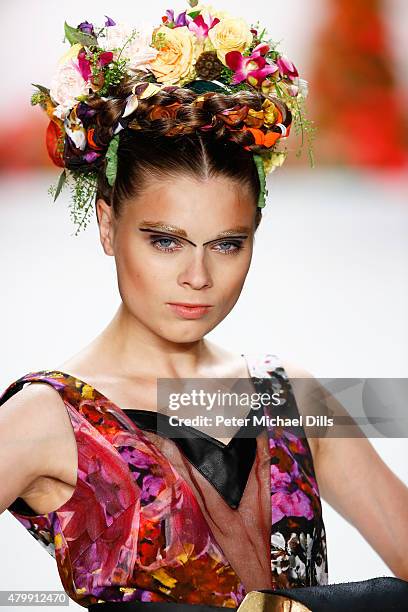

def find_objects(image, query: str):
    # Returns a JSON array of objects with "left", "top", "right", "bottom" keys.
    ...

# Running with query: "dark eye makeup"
[{"left": 148, "top": 234, "right": 245, "bottom": 255}]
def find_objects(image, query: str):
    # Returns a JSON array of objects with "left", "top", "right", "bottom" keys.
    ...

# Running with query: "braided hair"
[{"left": 63, "top": 73, "right": 291, "bottom": 229}]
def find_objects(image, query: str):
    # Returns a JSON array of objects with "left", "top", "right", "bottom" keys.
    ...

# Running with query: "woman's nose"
[{"left": 177, "top": 250, "right": 213, "bottom": 290}]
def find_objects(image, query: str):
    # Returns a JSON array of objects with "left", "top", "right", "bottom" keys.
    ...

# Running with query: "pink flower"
[
  {"left": 98, "top": 51, "right": 113, "bottom": 67},
  {"left": 188, "top": 13, "right": 220, "bottom": 39},
  {"left": 225, "top": 43, "right": 278, "bottom": 87},
  {"left": 251, "top": 42, "right": 270, "bottom": 57},
  {"left": 77, "top": 50, "right": 92, "bottom": 81},
  {"left": 277, "top": 55, "right": 299, "bottom": 80},
  {"left": 272, "top": 490, "right": 314, "bottom": 524},
  {"left": 50, "top": 59, "right": 90, "bottom": 120},
  {"left": 271, "top": 464, "right": 292, "bottom": 489}
]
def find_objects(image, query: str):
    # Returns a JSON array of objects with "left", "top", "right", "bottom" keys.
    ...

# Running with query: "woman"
[{"left": 1, "top": 4, "right": 407, "bottom": 611}]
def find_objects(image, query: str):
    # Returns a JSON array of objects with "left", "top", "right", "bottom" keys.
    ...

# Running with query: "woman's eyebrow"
[{"left": 138, "top": 221, "right": 251, "bottom": 247}]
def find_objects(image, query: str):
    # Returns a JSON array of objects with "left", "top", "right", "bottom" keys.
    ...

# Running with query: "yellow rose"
[
  {"left": 207, "top": 17, "right": 253, "bottom": 65},
  {"left": 149, "top": 25, "right": 197, "bottom": 85}
]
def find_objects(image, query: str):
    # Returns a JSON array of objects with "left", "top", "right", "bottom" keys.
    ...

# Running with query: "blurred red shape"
[{"left": 46, "top": 120, "right": 65, "bottom": 167}]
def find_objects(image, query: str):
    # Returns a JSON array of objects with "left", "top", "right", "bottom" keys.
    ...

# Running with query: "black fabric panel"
[{"left": 123, "top": 407, "right": 266, "bottom": 508}]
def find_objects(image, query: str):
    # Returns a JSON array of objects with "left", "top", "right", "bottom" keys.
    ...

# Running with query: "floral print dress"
[{"left": 0, "top": 354, "right": 328, "bottom": 608}]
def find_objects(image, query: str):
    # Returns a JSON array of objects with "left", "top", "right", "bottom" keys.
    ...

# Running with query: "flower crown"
[{"left": 31, "top": 1, "right": 314, "bottom": 235}]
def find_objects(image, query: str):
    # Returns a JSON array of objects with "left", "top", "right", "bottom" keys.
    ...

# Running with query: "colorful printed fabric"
[{"left": 0, "top": 354, "right": 328, "bottom": 607}]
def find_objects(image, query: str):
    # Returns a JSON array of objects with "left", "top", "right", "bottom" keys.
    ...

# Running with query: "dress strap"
[
  {"left": 0, "top": 370, "right": 83, "bottom": 408},
  {"left": 242, "top": 353, "right": 282, "bottom": 379}
]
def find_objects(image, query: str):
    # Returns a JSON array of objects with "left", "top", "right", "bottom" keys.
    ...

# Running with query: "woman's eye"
[
  {"left": 213, "top": 241, "right": 244, "bottom": 254},
  {"left": 149, "top": 236, "right": 244, "bottom": 254},
  {"left": 150, "top": 236, "right": 181, "bottom": 252}
]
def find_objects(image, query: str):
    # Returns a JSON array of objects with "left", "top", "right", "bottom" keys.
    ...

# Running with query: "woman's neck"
[{"left": 77, "top": 303, "right": 219, "bottom": 380}]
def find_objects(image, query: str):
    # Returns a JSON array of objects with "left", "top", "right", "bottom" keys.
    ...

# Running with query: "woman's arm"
[
  {"left": 316, "top": 419, "right": 408, "bottom": 580},
  {"left": 0, "top": 384, "right": 68, "bottom": 515},
  {"left": 283, "top": 361, "right": 408, "bottom": 581}
]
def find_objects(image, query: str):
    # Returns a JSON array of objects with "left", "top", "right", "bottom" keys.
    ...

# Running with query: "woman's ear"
[{"left": 96, "top": 198, "right": 115, "bottom": 256}]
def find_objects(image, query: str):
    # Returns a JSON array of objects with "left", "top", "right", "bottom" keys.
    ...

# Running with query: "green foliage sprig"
[
  {"left": 63, "top": 21, "right": 97, "bottom": 47},
  {"left": 97, "top": 57, "right": 129, "bottom": 96},
  {"left": 48, "top": 170, "right": 98, "bottom": 236},
  {"left": 105, "top": 135, "right": 120, "bottom": 186}
]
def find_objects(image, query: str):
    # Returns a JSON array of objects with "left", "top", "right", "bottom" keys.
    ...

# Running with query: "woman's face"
[{"left": 97, "top": 174, "right": 257, "bottom": 343}]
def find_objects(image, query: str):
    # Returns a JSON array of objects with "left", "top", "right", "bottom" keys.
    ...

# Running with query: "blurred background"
[{"left": 1, "top": 0, "right": 407, "bottom": 608}]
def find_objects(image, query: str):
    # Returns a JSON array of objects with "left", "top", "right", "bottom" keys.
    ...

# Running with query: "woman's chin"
[{"left": 157, "top": 321, "right": 217, "bottom": 344}]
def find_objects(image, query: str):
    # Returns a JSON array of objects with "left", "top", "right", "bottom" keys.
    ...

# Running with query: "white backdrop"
[{"left": 1, "top": 168, "right": 407, "bottom": 609}]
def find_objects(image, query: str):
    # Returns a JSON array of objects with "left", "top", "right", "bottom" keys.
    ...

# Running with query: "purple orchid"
[
  {"left": 277, "top": 55, "right": 299, "bottom": 80},
  {"left": 76, "top": 103, "right": 97, "bottom": 131},
  {"left": 165, "top": 9, "right": 190, "bottom": 27},
  {"left": 188, "top": 13, "right": 220, "bottom": 38},
  {"left": 226, "top": 43, "right": 278, "bottom": 87},
  {"left": 84, "top": 151, "right": 101, "bottom": 163},
  {"left": 78, "top": 21, "right": 95, "bottom": 36},
  {"left": 104, "top": 15, "right": 116, "bottom": 27}
]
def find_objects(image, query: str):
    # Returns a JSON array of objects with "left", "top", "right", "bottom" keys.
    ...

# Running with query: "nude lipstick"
[{"left": 167, "top": 302, "right": 213, "bottom": 320}]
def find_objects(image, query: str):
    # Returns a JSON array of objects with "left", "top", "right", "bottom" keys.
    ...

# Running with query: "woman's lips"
[{"left": 167, "top": 303, "right": 213, "bottom": 319}]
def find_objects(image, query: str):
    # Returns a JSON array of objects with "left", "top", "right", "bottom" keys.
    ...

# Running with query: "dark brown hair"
[{"left": 85, "top": 75, "right": 288, "bottom": 229}]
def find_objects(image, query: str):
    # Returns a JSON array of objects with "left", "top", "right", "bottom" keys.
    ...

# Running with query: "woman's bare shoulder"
[
  {"left": 0, "top": 382, "right": 73, "bottom": 473},
  {"left": 0, "top": 382, "right": 75, "bottom": 513},
  {"left": 2, "top": 379, "right": 67, "bottom": 419}
]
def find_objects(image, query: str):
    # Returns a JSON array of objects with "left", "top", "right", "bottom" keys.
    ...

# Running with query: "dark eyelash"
[
  {"left": 149, "top": 236, "right": 181, "bottom": 252},
  {"left": 148, "top": 234, "right": 245, "bottom": 254},
  {"left": 215, "top": 240, "right": 244, "bottom": 254}
]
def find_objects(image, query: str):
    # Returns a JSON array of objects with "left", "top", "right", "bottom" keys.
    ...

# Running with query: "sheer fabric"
[{"left": 0, "top": 354, "right": 328, "bottom": 608}]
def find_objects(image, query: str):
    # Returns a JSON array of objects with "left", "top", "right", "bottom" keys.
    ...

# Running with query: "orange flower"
[
  {"left": 46, "top": 120, "right": 65, "bottom": 167},
  {"left": 87, "top": 128, "right": 104, "bottom": 150},
  {"left": 243, "top": 126, "right": 281, "bottom": 149}
]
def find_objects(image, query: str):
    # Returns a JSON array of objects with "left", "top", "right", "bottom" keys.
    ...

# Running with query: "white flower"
[
  {"left": 299, "top": 532, "right": 313, "bottom": 559},
  {"left": 298, "top": 78, "right": 309, "bottom": 98},
  {"left": 271, "top": 532, "right": 290, "bottom": 575},
  {"left": 50, "top": 57, "right": 89, "bottom": 120},
  {"left": 97, "top": 22, "right": 158, "bottom": 73},
  {"left": 64, "top": 109, "right": 87, "bottom": 151},
  {"left": 64, "top": 121, "right": 87, "bottom": 150},
  {"left": 290, "top": 554, "right": 306, "bottom": 580},
  {"left": 290, "top": 77, "right": 308, "bottom": 98},
  {"left": 271, "top": 532, "right": 286, "bottom": 550}
]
